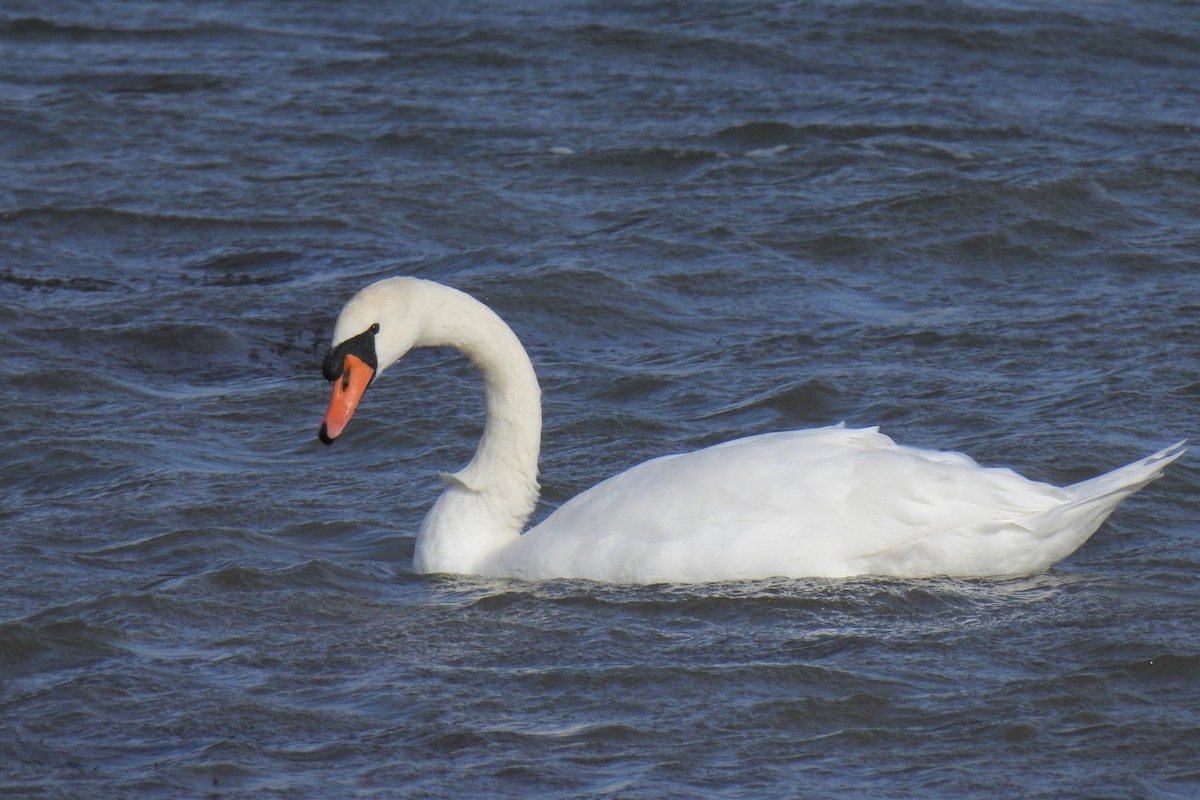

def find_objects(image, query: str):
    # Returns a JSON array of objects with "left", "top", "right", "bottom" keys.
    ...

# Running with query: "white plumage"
[{"left": 317, "top": 277, "right": 1184, "bottom": 585}]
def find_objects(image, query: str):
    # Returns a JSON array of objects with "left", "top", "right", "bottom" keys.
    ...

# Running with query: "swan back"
[{"left": 480, "top": 426, "right": 1183, "bottom": 583}]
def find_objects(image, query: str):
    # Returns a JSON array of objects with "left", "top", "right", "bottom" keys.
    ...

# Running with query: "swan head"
[{"left": 317, "top": 278, "right": 424, "bottom": 445}]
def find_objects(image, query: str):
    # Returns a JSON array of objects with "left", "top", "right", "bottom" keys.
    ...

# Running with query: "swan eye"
[{"left": 370, "top": 323, "right": 380, "bottom": 334}]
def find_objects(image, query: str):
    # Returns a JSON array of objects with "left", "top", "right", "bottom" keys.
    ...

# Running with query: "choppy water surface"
[{"left": 2, "top": 1, "right": 1198, "bottom": 797}]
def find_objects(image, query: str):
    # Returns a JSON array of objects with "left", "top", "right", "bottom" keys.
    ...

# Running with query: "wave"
[
  {"left": 0, "top": 205, "right": 350, "bottom": 233},
  {"left": 0, "top": 269, "right": 118, "bottom": 293},
  {"left": 0, "top": 15, "right": 248, "bottom": 43}
]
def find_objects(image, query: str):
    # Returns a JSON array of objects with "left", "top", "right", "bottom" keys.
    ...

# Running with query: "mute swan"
[{"left": 317, "top": 277, "right": 1184, "bottom": 584}]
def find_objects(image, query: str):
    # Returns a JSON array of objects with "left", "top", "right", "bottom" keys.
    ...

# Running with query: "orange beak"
[{"left": 318, "top": 353, "right": 375, "bottom": 444}]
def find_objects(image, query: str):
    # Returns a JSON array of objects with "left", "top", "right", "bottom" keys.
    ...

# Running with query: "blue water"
[{"left": 2, "top": 1, "right": 1198, "bottom": 797}]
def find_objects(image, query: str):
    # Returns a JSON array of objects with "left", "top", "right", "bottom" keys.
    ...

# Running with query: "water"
[{"left": 2, "top": 1, "right": 1198, "bottom": 797}]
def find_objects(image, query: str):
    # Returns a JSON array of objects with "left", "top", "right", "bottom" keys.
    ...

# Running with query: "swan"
[{"left": 317, "top": 276, "right": 1184, "bottom": 584}]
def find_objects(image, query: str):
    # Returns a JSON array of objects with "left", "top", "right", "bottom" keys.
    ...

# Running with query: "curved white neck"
[{"left": 403, "top": 282, "right": 542, "bottom": 575}]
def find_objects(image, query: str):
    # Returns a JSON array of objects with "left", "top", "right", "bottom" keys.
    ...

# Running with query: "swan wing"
[{"left": 487, "top": 425, "right": 1095, "bottom": 582}]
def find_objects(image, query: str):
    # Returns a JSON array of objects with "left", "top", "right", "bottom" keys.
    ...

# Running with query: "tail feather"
[
  {"left": 1012, "top": 441, "right": 1186, "bottom": 573},
  {"left": 1066, "top": 440, "right": 1187, "bottom": 507}
]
